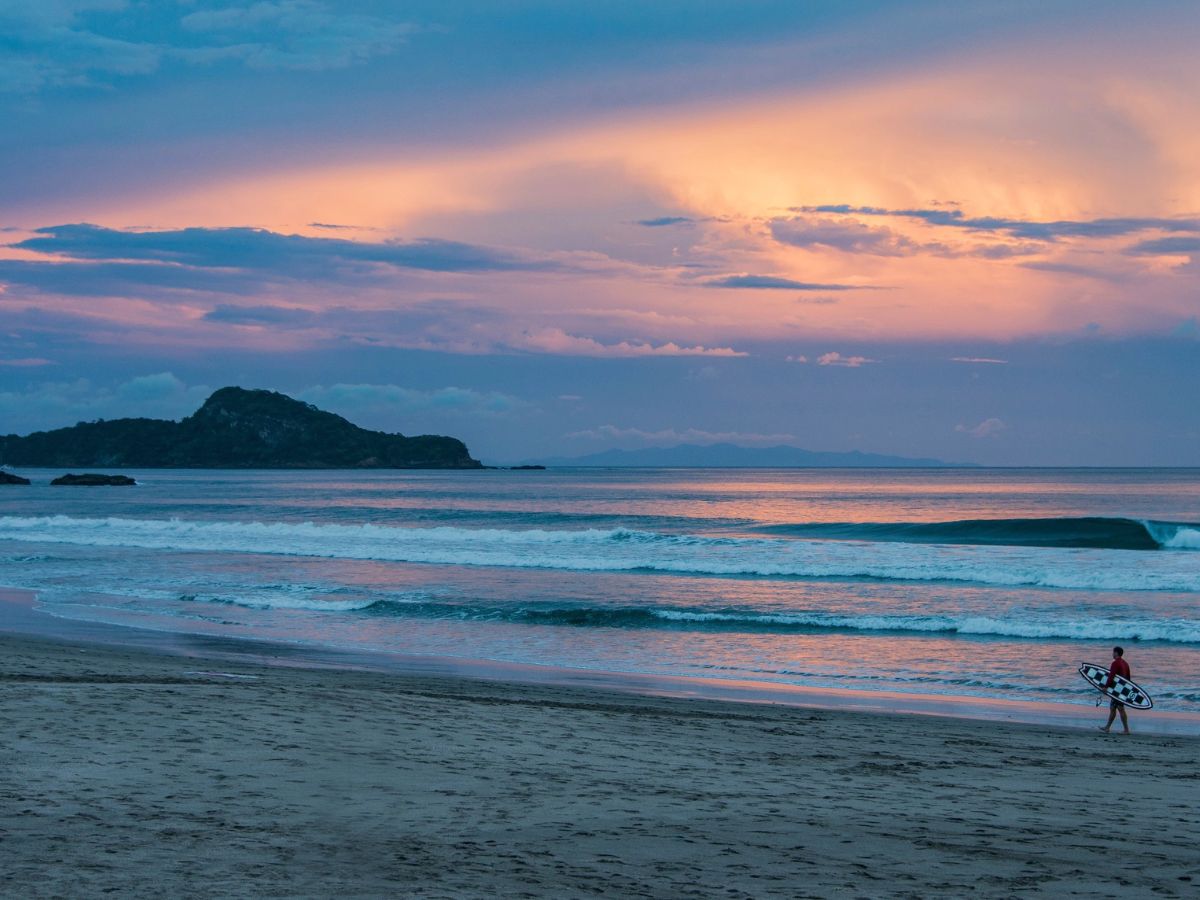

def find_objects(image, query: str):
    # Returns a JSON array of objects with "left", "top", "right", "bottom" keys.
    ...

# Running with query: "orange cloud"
[{"left": 15, "top": 27, "right": 1200, "bottom": 348}]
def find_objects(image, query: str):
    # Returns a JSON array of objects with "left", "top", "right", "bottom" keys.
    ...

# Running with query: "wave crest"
[
  {"left": 196, "top": 594, "right": 1200, "bottom": 644},
  {"left": 758, "top": 516, "right": 1200, "bottom": 551},
  {"left": 2, "top": 514, "right": 1199, "bottom": 592}
]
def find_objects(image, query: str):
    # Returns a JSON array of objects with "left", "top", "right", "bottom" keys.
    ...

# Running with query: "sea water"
[{"left": 2, "top": 467, "right": 1198, "bottom": 712}]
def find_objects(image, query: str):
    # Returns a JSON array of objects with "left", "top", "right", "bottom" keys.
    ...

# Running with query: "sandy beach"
[{"left": 3, "top": 615, "right": 1198, "bottom": 898}]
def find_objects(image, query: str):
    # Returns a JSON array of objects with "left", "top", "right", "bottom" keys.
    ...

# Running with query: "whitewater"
[
  {"left": 3, "top": 514, "right": 1200, "bottom": 592},
  {"left": 3, "top": 467, "right": 1199, "bottom": 712}
]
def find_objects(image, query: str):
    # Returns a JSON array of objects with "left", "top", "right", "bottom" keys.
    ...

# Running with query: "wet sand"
[{"left": 3, "top": 621, "right": 1199, "bottom": 898}]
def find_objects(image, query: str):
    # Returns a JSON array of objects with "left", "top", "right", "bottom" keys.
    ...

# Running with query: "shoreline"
[
  {"left": 4, "top": 588, "right": 1199, "bottom": 896},
  {"left": 6, "top": 588, "right": 1199, "bottom": 736}
]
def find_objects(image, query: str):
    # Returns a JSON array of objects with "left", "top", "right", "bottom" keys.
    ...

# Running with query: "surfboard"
[{"left": 1078, "top": 663, "right": 1153, "bottom": 709}]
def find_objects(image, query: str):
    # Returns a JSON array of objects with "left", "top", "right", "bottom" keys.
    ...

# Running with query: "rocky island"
[{"left": 0, "top": 387, "right": 482, "bottom": 469}]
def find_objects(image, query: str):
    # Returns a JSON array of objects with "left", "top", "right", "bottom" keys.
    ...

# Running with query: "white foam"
[
  {"left": 651, "top": 608, "right": 1200, "bottom": 642},
  {"left": 1162, "top": 527, "right": 1200, "bottom": 550},
  {"left": 216, "top": 594, "right": 382, "bottom": 612},
  {"left": 183, "top": 671, "right": 260, "bottom": 679},
  {"left": 2, "top": 514, "right": 1199, "bottom": 593},
  {"left": 1141, "top": 519, "right": 1200, "bottom": 549}
]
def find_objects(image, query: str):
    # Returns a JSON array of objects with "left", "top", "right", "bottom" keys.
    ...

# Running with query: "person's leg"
[
  {"left": 1118, "top": 704, "right": 1129, "bottom": 734},
  {"left": 1102, "top": 701, "right": 1118, "bottom": 732}
]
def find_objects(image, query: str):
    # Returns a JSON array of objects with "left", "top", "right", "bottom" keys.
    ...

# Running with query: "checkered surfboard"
[{"left": 1079, "top": 663, "right": 1153, "bottom": 710}]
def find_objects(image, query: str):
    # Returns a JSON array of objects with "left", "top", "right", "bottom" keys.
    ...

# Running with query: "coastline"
[
  {"left": 8, "top": 588, "right": 1200, "bottom": 736},
  {"left": 4, "top": 587, "right": 1200, "bottom": 896},
  {"left": 8, "top": 587, "right": 1200, "bottom": 735}
]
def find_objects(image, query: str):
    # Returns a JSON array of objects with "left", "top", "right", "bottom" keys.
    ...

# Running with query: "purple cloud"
[
  {"left": 1124, "top": 236, "right": 1200, "bottom": 255},
  {"left": 703, "top": 273, "right": 861, "bottom": 290},
  {"left": 770, "top": 216, "right": 918, "bottom": 257},
  {"left": 798, "top": 205, "right": 1200, "bottom": 241},
  {"left": 637, "top": 216, "right": 696, "bottom": 227},
  {"left": 15, "top": 224, "right": 558, "bottom": 275}
]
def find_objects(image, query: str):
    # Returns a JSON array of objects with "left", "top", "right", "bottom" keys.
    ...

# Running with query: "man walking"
[{"left": 1101, "top": 646, "right": 1132, "bottom": 734}]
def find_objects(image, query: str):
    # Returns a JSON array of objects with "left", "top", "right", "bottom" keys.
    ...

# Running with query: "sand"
[{"left": 2, "top": 631, "right": 1199, "bottom": 898}]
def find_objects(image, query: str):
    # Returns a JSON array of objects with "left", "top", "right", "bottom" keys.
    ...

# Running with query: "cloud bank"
[
  {"left": 566, "top": 425, "right": 797, "bottom": 446},
  {"left": 0, "top": 0, "right": 416, "bottom": 93}
]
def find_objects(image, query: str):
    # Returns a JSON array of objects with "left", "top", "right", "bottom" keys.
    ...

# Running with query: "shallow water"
[{"left": 2, "top": 467, "right": 1198, "bottom": 712}]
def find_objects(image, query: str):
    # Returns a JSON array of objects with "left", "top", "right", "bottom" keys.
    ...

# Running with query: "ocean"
[{"left": 2, "top": 467, "right": 1199, "bottom": 715}]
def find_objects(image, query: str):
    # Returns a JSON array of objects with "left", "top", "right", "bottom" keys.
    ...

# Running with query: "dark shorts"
[{"left": 1110, "top": 697, "right": 1126, "bottom": 709}]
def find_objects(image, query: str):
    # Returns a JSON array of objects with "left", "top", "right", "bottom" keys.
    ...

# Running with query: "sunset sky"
[{"left": 3, "top": 1, "right": 1199, "bottom": 464}]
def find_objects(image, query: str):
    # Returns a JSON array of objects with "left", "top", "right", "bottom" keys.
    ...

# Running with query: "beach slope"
[{"left": 2, "top": 632, "right": 1197, "bottom": 898}]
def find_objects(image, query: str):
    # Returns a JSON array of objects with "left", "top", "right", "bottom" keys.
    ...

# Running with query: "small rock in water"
[{"left": 50, "top": 473, "right": 138, "bottom": 486}]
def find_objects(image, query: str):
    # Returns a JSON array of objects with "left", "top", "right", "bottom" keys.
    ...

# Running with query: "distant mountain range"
[
  {"left": 0, "top": 387, "right": 481, "bottom": 469},
  {"left": 521, "top": 443, "right": 965, "bottom": 468}
]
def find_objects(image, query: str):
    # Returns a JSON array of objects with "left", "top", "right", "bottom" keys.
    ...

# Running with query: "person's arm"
[{"left": 1107, "top": 661, "right": 1128, "bottom": 687}]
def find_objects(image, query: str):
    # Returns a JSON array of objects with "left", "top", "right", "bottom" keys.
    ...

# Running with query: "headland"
[{"left": 0, "top": 386, "right": 481, "bottom": 469}]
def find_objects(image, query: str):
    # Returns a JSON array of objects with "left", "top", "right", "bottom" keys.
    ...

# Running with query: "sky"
[{"left": 2, "top": 0, "right": 1199, "bottom": 465}]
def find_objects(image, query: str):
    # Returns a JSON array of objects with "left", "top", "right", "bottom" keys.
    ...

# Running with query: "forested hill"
[{"left": 0, "top": 387, "right": 482, "bottom": 469}]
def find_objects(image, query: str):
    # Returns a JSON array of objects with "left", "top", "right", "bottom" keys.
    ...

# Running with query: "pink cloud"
[
  {"left": 956, "top": 417, "right": 1007, "bottom": 438},
  {"left": 817, "top": 351, "right": 875, "bottom": 367},
  {"left": 518, "top": 328, "right": 746, "bottom": 358},
  {"left": 11, "top": 27, "right": 1200, "bottom": 355}
]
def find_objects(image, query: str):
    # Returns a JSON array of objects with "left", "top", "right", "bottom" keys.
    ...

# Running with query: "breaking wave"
[
  {"left": 183, "top": 594, "right": 1200, "bottom": 644},
  {"left": 757, "top": 517, "right": 1200, "bottom": 551},
  {"left": 2, "top": 515, "right": 1199, "bottom": 592}
]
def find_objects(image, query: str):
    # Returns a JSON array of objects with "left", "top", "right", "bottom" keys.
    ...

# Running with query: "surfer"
[{"left": 1100, "top": 646, "right": 1132, "bottom": 734}]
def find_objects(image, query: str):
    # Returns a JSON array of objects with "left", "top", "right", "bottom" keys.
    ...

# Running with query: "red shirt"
[{"left": 1108, "top": 657, "right": 1130, "bottom": 686}]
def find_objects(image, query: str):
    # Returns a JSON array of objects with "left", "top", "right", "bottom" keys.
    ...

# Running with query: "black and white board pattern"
[{"left": 1078, "top": 663, "right": 1153, "bottom": 710}]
